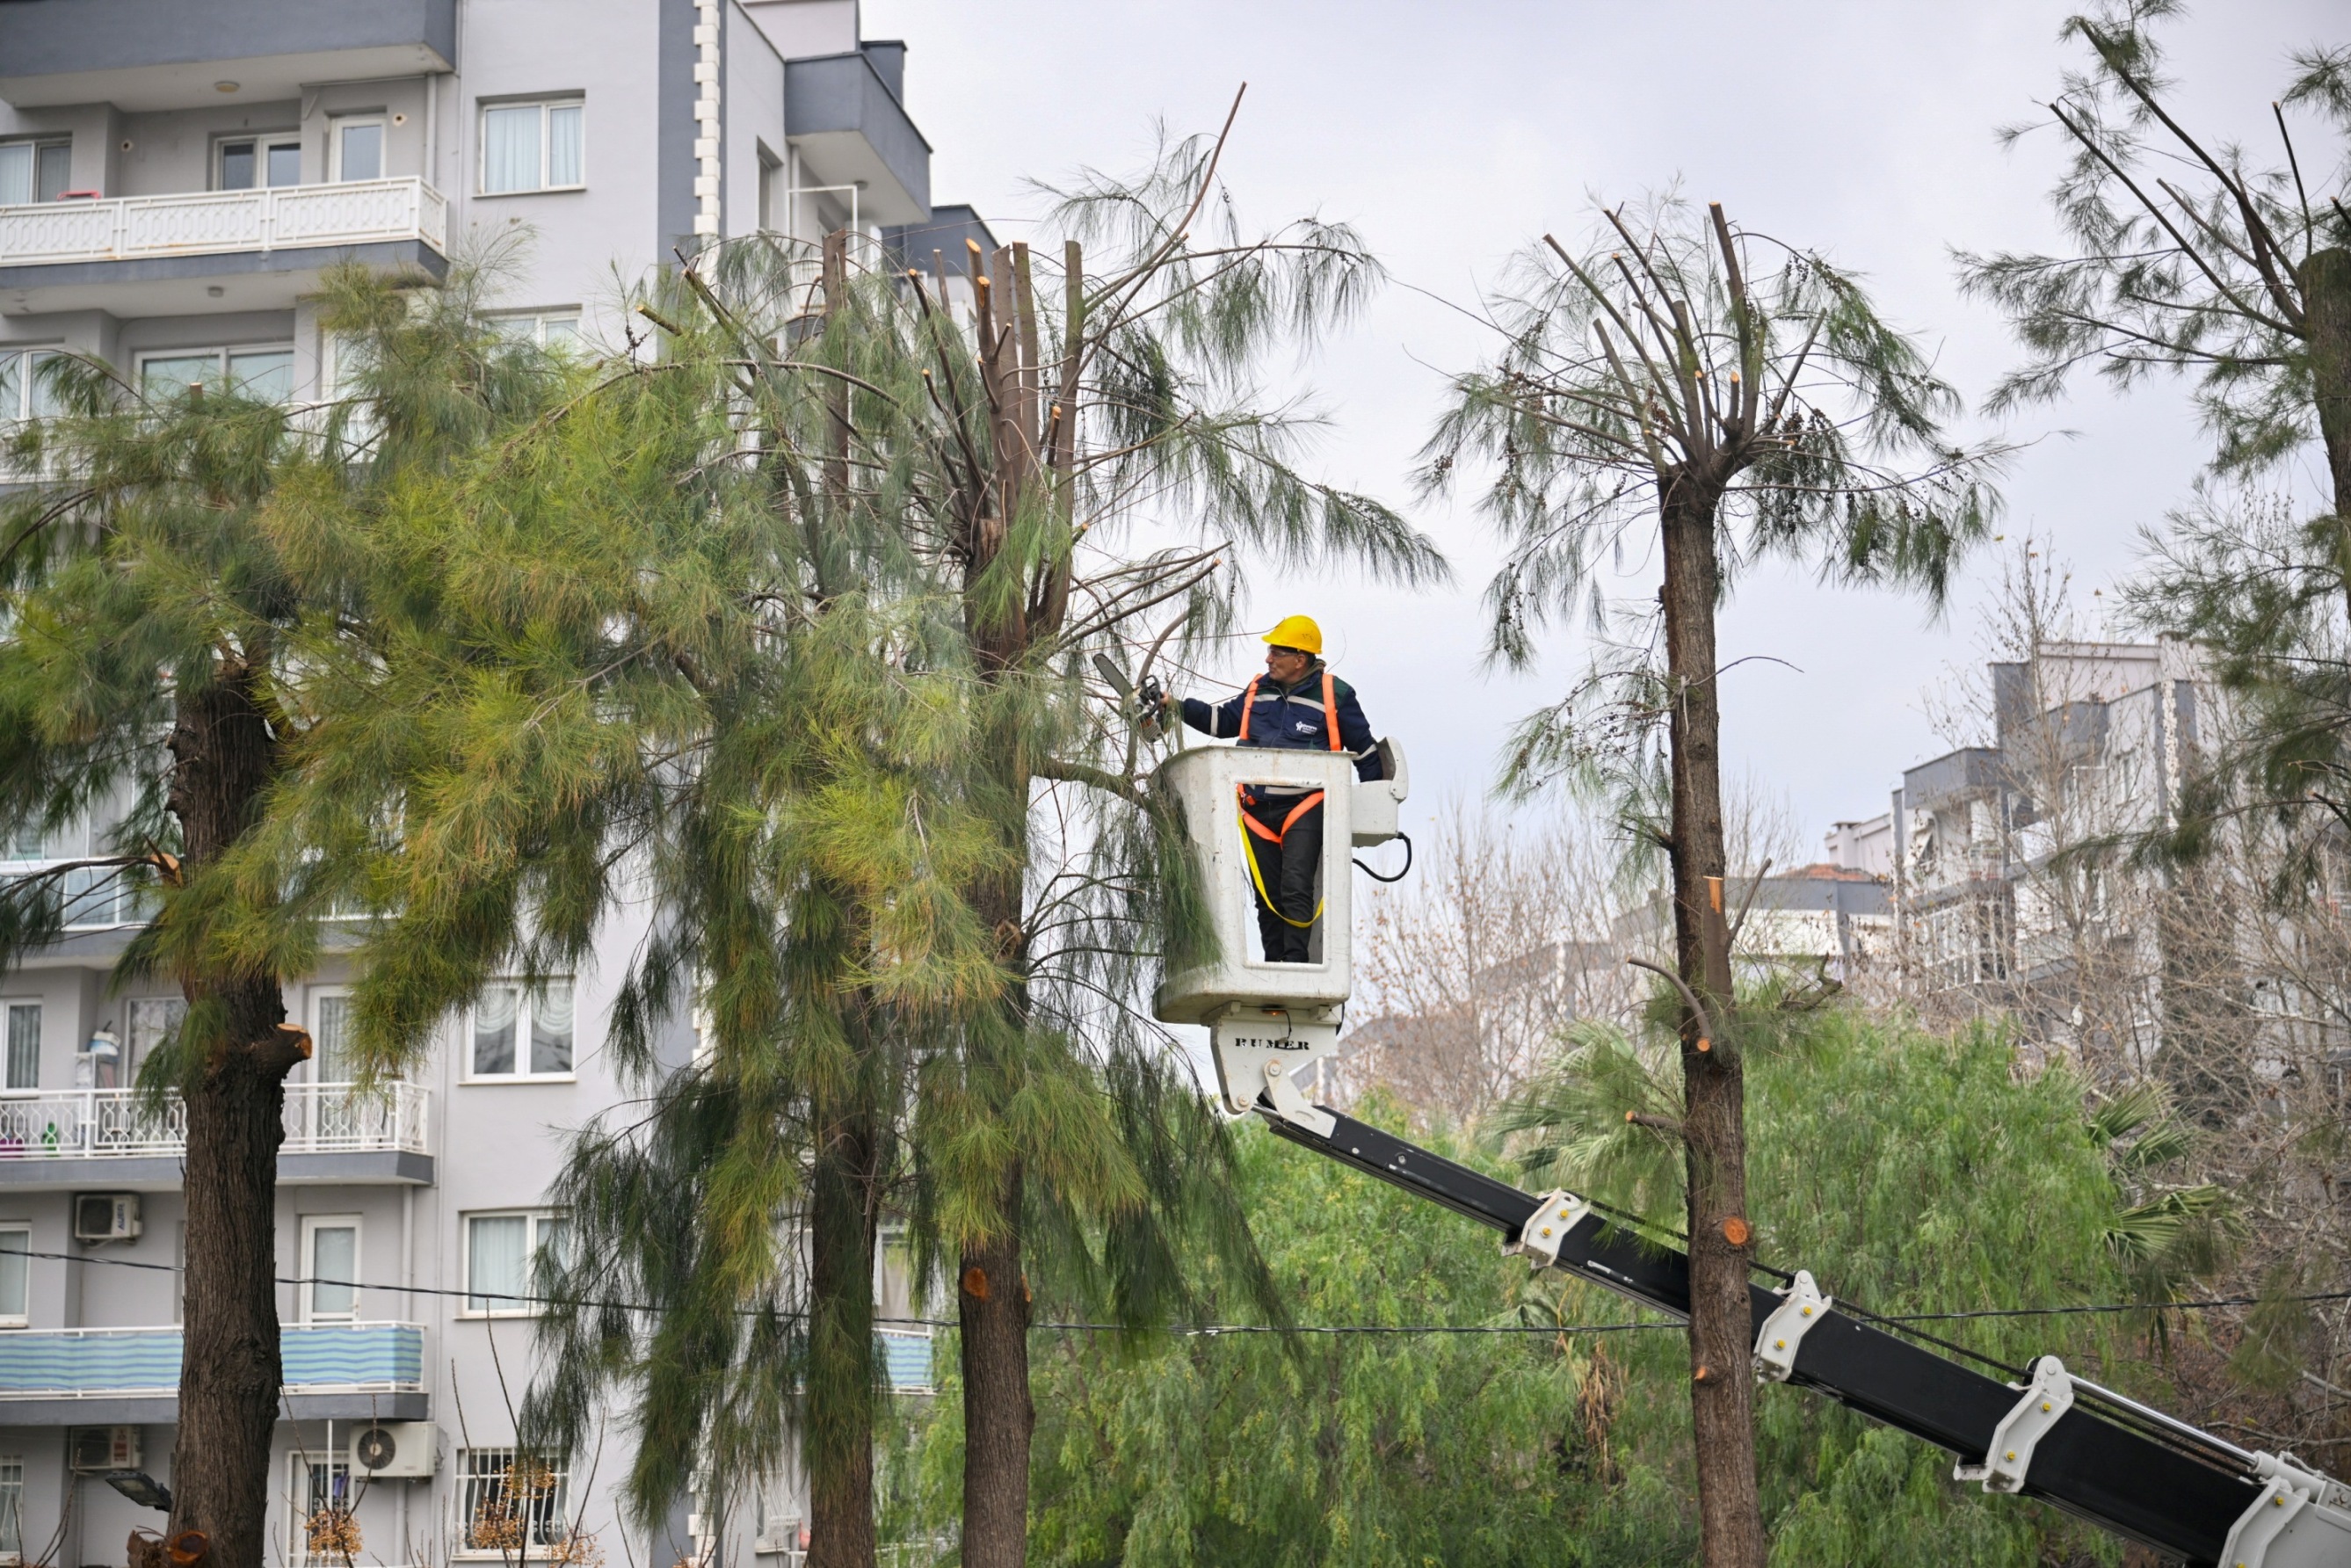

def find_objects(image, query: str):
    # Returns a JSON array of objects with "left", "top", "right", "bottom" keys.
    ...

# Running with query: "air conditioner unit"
[
  {"left": 350, "top": 1422, "right": 437, "bottom": 1479},
  {"left": 73, "top": 1194, "right": 141, "bottom": 1244},
  {"left": 69, "top": 1426, "right": 140, "bottom": 1472}
]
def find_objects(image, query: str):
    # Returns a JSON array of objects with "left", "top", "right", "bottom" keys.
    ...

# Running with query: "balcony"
[
  {"left": 0, "top": 178, "right": 450, "bottom": 317},
  {"left": 876, "top": 1328, "right": 935, "bottom": 1395},
  {"left": 0, "top": 1321, "right": 425, "bottom": 1425},
  {"left": 0, "top": 0, "right": 455, "bottom": 113},
  {"left": 0, "top": 1083, "right": 433, "bottom": 1189},
  {"left": 785, "top": 53, "right": 932, "bottom": 227}
]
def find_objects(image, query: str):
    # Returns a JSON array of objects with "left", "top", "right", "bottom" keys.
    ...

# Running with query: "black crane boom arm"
[{"left": 1270, "top": 1107, "right": 2268, "bottom": 1567}]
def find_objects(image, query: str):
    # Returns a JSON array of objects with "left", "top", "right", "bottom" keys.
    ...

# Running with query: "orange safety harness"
[{"left": 1236, "top": 670, "right": 1342, "bottom": 927}]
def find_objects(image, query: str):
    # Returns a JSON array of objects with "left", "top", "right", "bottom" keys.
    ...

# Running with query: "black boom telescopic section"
[{"left": 1271, "top": 1108, "right": 2279, "bottom": 1568}]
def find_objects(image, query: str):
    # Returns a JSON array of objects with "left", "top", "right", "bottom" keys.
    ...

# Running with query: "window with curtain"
[
  {"left": 458, "top": 1448, "right": 569, "bottom": 1555},
  {"left": 0, "top": 140, "right": 70, "bottom": 206},
  {"left": 126, "top": 998, "right": 185, "bottom": 1085},
  {"left": 469, "top": 980, "right": 574, "bottom": 1078},
  {"left": 480, "top": 99, "right": 583, "bottom": 194},
  {"left": 0, "top": 1230, "right": 26, "bottom": 1325},
  {"left": 312, "top": 994, "right": 353, "bottom": 1083},
  {"left": 464, "top": 1210, "right": 565, "bottom": 1315},
  {"left": 1, "top": 1006, "right": 34, "bottom": 1093}
]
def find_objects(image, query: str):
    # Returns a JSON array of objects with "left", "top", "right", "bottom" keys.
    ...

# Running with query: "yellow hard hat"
[{"left": 1264, "top": 614, "right": 1323, "bottom": 655}]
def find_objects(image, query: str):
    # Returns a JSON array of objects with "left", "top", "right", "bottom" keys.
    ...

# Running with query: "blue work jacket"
[{"left": 1179, "top": 663, "right": 1381, "bottom": 781}]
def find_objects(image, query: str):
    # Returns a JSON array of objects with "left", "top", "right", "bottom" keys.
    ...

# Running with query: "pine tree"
[
  {"left": 882, "top": 104, "right": 1444, "bottom": 1567},
  {"left": 1423, "top": 197, "right": 2002, "bottom": 1568},
  {"left": 1959, "top": 4, "right": 2351, "bottom": 863},
  {"left": 0, "top": 260, "right": 562, "bottom": 1568}
]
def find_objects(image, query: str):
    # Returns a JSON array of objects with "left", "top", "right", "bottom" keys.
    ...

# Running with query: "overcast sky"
[{"left": 864, "top": 0, "right": 2342, "bottom": 855}]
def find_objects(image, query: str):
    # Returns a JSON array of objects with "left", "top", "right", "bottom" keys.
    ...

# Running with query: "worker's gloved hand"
[{"left": 1138, "top": 677, "right": 1169, "bottom": 726}]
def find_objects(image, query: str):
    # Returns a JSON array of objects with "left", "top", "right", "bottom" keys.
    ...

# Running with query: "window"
[
  {"left": 489, "top": 312, "right": 583, "bottom": 351},
  {"left": 216, "top": 134, "right": 301, "bottom": 191},
  {"left": 0, "top": 1230, "right": 25, "bottom": 1327},
  {"left": 0, "top": 140, "right": 70, "bottom": 207},
  {"left": 290, "top": 1454, "right": 352, "bottom": 1568},
  {"left": 464, "top": 1210, "right": 567, "bottom": 1315},
  {"left": 0, "top": 350, "right": 62, "bottom": 425},
  {"left": 480, "top": 98, "right": 583, "bottom": 194},
  {"left": 458, "top": 1448, "right": 569, "bottom": 1556},
  {"left": 331, "top": 118, "right": 384, "bottom": 183},
  {"left": 124, "top": 998, "right": 185, "bottom": 1088},
  {"left": 310, "top": 991, "right": 355, "bottom": 1083},
  {"left": 468, "top": 980, "right": 574, "bottom": 1078},
  {"left": 301, "top": 1215, "right": 360, "bottom": 1322},
  {"left": 1, "top": 1006, "right": 33, "bottom": 1094},
  {"left": 0, "top": 1455, "right": 21, "bottom": 1560},
  {"left": 139, "top": 346, "right": 294, "bottom": 405}
]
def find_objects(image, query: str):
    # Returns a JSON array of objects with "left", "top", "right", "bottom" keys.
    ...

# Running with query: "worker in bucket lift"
[{"left": 1164, "top": 615, "right": 1379, "bottom": 963}]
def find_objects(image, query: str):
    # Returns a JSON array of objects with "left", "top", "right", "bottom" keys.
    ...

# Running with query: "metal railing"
[
  {"left": 0, "top": 1082, "right": 430, "bottom": 1160},
  {"left": 0, "top": 178, "right": 448, "bottom": 267}
]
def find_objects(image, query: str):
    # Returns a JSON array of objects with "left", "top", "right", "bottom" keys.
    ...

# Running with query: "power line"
[{"left": 10, "top": 1244, "right": 2338, "bottom": 1339}]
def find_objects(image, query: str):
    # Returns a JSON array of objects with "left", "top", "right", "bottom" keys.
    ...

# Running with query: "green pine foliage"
[{"left": 902, "top": 1007, "right": 2179, "bottom": 1568}]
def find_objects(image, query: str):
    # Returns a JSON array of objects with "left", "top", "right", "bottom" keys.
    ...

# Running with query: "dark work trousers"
[{"left": 1242, "top": 791, "right": 1324, "bottom": 962}]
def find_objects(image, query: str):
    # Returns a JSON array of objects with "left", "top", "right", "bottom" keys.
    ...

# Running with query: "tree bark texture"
[
  {"left": 2299, "top": 247, "right": 2351, "bottom": 522},
  {"left": 807, "top": 1108, "right": 882, "bottom": 1568},
  {"left": 955, "top": 1167, "right": 1031, "bottom": 1568},
  {"left": 166, "top": 664, "right": 300, "bottom": 1568},
  {"left": 1658, "top": 491, "right": 1767, "bottom": 1568}
]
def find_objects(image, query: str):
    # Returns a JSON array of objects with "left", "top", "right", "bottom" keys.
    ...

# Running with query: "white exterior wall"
[{"left": 0, "top": 1, "right": 952, "bottom": 1560}]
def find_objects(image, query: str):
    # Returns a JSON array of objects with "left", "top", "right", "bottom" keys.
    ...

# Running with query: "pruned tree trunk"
[
  {"left": 806, "top": 1107, "right": 881, "bottom": 1568},
  {"left": 955, "top": 1166, "right": 1030, "bottom": 1568},
  {"left": 166, "top": 665, "right": 299, "bottom": 1568},
  {"left": 2299, "top": 246, "right": 2351, "bottom": 522},
  {"left": 1658, "top": 489, "right": 1766, "bottom": 1568}
]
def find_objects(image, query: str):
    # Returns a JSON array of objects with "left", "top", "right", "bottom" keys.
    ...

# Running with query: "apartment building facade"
[
  {"left": 0, "top": 3, "right": 984, "bottom": 1563},
  {"left": 1879, "top": 641, "right": 2205, "bottom": 1056}
]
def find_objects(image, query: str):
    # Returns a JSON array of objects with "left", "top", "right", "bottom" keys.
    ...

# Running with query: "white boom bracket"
[
  {"left": 1504, "top": 1189, "right": 1590, "bottom": 1268},
  {"left": 2223, "top": 1454, "right": 2351, "bottom": 1568},
  {"left": 1752, "top": 1270, "right": 1832, "bottom": 1383},
  {"left": 1211, "top": 1006, "right": 1341, "bottom": 1137},
  {"left": 1954, "top": 1354, "right": 2074, "bottom": 1494}
]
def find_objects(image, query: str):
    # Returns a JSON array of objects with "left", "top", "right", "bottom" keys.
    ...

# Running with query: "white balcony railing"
[
  {"left": 0, "top": 178, "right": 448, "bottom": 268},
  {"left": 0, "top": 1082, "right": 430, "bottom": 1160}
]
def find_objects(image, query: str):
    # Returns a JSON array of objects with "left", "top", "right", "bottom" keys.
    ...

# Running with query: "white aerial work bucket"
[{"left": 1151, "top": 737, "right": 1409, "bottom": 1129}]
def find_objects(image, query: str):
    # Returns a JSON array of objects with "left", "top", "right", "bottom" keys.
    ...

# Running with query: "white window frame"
[
  {"left": 475, "top": 97, "right": 584, "bottom": 196},
  {"left": 0, "top": 1453, "right": 22, "bottom": 1563},
  {"left": 306, "top": 985, "right": 353, "bottom": 1085},
  {"left": 486, "top": 310, "right": 583, "bottom": 351},
  {"left": 461, "top": 1209, "right": 567, "bottom": 1318},
  {"left": 462, "top": 978, "right": 576, "bottom": 1083},
  {"left": 330, "top": 116, "right": 387, "bottom": 184},
  {"left": 0, "top": 1004, "right": 36, "bottom": 1097},
  {"left": 298, "top": 1213, "right": 361, "bottom": 1324},
  {"left": 0, "top": 137, "right": 71, "bottom": 207},
  {"left": 454, "top": 1447, "right": 571, "bottom": 1559},
  {"left": 0, "top": 1228, "right": 27, "bottom": 1329},
  {"left": 0, "top": 347, "right": 62, "bottom": 426},
  {"left": 288, "top": 1450, "right": 354, "bottom": 1568},
  {"left": 210, "top": 130, "right": 301, "bottom": 192},
  {"left": 133, "top": 344, "right": 298, "bottom": 406}
]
